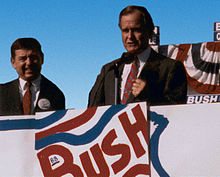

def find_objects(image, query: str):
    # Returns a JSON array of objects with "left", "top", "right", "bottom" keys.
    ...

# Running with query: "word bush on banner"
[
  {"left": 35, "top": 102, "right": 149, "bottom": 177},
  {"left": 187, "top": 94, "right": 220, "bottom": 104}
]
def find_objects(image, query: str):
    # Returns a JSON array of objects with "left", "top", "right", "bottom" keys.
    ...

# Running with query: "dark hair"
[
  {"left": 118, "top": 5, "right": 154, "bottom": 37},
  {"left": 11, "top": 37, "right": 43, "bottom": 59}
]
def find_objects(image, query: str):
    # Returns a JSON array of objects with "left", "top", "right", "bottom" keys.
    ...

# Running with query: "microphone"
[
  {"left": 113, "top": 62, "right": 119, "bottom": 105},
  {"left": 88, "top": 52, "right": 133, "bottom": 107}
]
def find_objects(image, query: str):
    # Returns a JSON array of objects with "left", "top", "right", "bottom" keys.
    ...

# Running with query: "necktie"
[
  {"left": 22, "top": 81, "right": 32, "bottom": 115},
  {"left": 121, "top": 57, "right": 138, "bottom": 104}
]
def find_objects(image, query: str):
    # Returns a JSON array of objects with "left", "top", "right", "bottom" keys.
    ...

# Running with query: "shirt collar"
[
  {"left": 136, "top": 47, "right": 151, "bottom": 63},
  {"left": 19, "top": 75, "right": 41, "bottom": 91},
  {"left": 121, "top": 47, "right": 152, "bottom": 64}
]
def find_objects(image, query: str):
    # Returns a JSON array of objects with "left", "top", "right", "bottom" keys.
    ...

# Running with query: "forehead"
[
  {"left": 120, "top": 11, "right": 143, "bottom": 28},
  {"left": 14, "top": 49, "right": 40, "bottom": 56}
]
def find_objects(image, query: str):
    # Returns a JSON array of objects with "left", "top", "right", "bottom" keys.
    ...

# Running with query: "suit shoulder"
[
  {"left": 102, "top": 58, "right": 121, "bottom": 68},
  {"left": 155, "top": 51, "right": 183, "bottom": 66},
  {"left": 0, "top": 79, "right": 18, "bottom": 88},
  {"left": 97, "top": 58, "right": 121, "bottom": 75}
]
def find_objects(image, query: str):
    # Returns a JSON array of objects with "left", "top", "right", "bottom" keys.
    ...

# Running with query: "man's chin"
[
  {"left": 127, "top": 49, "right": 139, "bottom": 55},
  {"left": 126, "top": 46, "right": 139, "bottom": 53},
  {"left": 24, "top": 74, "right": 39, "bottom": 81},
  {"left": 126, "top": 47, "right": 147, "bottom": 55}
]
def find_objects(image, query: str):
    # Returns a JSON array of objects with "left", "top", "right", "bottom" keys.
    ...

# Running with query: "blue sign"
[
  {"left": 214, "top": 22, "right": 220, "bottom": 41},
  {"left": 214, "top": 32, "right": 220, "bottom": 41}
]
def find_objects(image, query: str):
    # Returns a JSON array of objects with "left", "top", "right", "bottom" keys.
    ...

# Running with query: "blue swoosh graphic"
[
  {"left": 35, "top": 110, "right": 68, "bottom": 129},
  {"left": 150, "top": 111, "right": 169, "bottom": 177},
  {"left": 35, "top": 104, "right": 127, "bottom": 150},
  {"left": 0, "top": 110, "right": 67, "bottom": 131}
]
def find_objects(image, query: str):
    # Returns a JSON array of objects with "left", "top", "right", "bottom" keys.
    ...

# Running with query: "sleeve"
[
  {"left": 163, "top": 61, "right": 187, "bottom": 104},
  {"left": 88, "top": 66, "right": 106, "bottom": 107},
  {"left": 55, "top": 89, "right": 66, "bottom": 110}
]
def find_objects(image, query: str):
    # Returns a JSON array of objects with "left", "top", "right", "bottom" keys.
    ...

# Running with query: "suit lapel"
[
  {"left": 34, "top": 75, "right": 46, "bottom": 112},
  {"left": 7, "top": 79, "right": 23, "bottom": 114},
  {"left": 139, "top": 49, "right": 161, "bottom": 78},
  {"left": 35, "top": 75, "right": 54, "bottom": 113}
]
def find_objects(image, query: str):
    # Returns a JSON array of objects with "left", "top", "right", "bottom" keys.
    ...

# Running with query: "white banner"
[
  {"left": 1, "top": 102, "right": 220, "bottom": 176},
  {"left": 150, "top": 103, "right": 220, "bottom": 176},
  {"left": 0, "top": 115, "right": 36, "bottom": 176},
  {"left": 35, "top": 103, "right": 149, "bottom": 176},
  {"left": 0, "top": 102, "right": 149, "bottom": 177}
]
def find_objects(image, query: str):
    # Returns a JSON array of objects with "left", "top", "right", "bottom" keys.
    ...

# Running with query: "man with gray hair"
[{"left": 88, "top": 5, "right": 187, "bottom": 107}]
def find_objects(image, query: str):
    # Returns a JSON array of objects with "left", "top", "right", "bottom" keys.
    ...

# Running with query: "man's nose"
[
  {"left": 128, "top": 30, "right": 134, "bottom": 39},
  {"left": 26, "top": 57, "right": 32, "bottom": 65}
]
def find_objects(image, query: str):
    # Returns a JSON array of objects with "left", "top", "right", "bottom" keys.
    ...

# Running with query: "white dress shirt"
[
  {"left": 19, "top": 75, "right": 41, "bottom": 114},
  {"left": 120, "top": 47, "right": 151, "bottom": 100}
]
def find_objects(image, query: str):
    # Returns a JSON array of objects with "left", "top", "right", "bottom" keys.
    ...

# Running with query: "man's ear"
[{"left": 41, "top": 53, "right": 44, "bottom": 65}]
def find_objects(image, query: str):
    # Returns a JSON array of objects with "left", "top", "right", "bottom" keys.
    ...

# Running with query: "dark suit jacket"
[
  {"left": 0, "top": 75, "right": 65, "bottom": 116},
  {"left": 88, "top": 48, "right": 187, "bottom": 107}
]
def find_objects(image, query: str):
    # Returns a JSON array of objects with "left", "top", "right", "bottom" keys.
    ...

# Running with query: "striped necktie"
[
  {"left": 22, "top": 81, "right": 32, "bottom": 115},
  {"left": 121, "top": 57, "right": 138, "bottom": 104}
]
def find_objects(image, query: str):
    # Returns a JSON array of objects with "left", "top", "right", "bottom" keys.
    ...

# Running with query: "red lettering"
[
  {"left": 37, "top": 104, "right": 149, "bottom": 176},
  {"left": 80, "top": 143, "right": 110, "bottom": 177},
  {"left": 119, "top": 104, "right": 148, "bottom": 158},
  {"left": 101, "top": 129, "right": 131, "bottom": 174},
  {"left": 37, "top": 145, "right": 83, "bottom": 177},
  {"left": 122, "top": 164, "right": 149, "bottom": 177}
]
